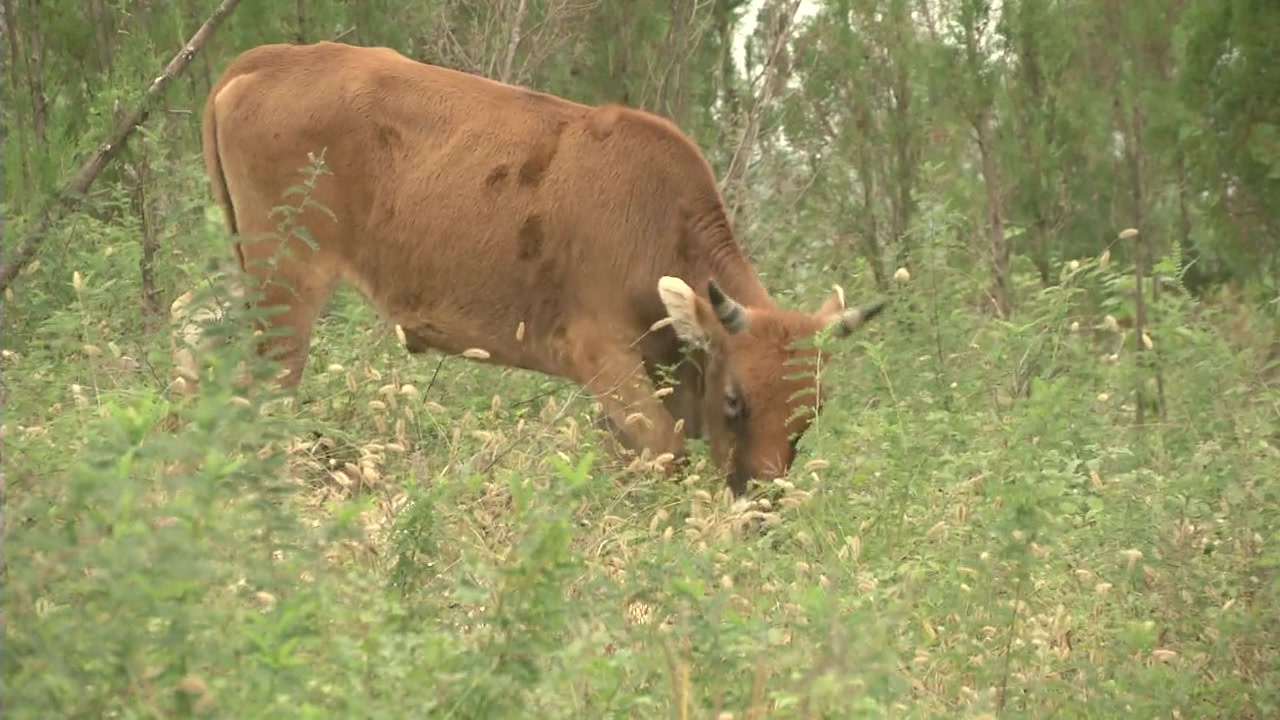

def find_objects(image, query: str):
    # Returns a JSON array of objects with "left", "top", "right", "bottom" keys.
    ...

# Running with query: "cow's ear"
[{"left": 658, "top": 276, "right": 710, "bottom": 349}]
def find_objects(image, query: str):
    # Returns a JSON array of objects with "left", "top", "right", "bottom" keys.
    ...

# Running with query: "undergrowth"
[{"left": 3, "top": 174, "right": 1279, "bottom": 719}]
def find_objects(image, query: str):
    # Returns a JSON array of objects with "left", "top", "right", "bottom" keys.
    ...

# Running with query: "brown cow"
[{"left": 197, "top": 41, "right": 887, "bottom": 496}]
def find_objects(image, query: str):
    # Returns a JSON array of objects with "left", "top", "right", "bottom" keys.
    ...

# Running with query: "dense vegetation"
[{"left": 3, "top": 0, "right": 1277, "bottom": 717}]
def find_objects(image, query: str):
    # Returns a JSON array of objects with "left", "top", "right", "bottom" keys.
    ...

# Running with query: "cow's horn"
[
  {"left": 707, "top": 279, "right": 748, "bottom": 333},
  {"left": 828, "top": 298, "right": 888, "bottom": 337}
]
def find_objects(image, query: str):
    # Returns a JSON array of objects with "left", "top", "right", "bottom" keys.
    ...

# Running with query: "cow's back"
[{"left": 211, "top": 41, "right": 734, "bottom": 373}]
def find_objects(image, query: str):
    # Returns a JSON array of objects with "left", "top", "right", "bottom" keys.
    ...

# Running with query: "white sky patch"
[
  {"left": 731, "top": 0, "right": 819, "bottom": 78},
  {"left": 731, "top": 0, "right": 1006, "bottom": 79}
]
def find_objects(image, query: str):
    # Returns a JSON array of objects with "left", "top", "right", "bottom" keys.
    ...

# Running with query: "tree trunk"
[{"left": 975, "top": 109, "right": 1011, "bottom": 318}]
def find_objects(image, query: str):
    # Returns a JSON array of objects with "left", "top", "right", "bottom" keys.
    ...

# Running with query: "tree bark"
[{"left": 0, "top": 0, "right": 244, "bottom": 294}]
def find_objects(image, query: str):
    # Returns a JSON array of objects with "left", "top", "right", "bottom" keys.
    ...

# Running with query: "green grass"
[{"left": 3, "top": 177, "right": 1279, "bottom": 719}]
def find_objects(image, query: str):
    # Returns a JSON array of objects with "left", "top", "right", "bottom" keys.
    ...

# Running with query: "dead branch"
[
  {"left": 515, "top": 0, "right": 595, "bottom": 85},
  {"left": 0, "top": 0, "right": 244, "bottom": 294},
  {"left": 650, "top": 0, "right": 717, "bottom": 121},
  {"left": 719, "top": 0, "right": 804, "bottom": 213}
]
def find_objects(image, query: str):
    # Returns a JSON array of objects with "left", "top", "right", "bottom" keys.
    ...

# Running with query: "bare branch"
[
  {"left": 498, "top": 0, "right": 529, "bottom": 83},
  {"left": 719, "top": 0, "right": 804, "bottom": 209},
  {"left": 0, "top": 0, "right": 244, "bottom": 294}
]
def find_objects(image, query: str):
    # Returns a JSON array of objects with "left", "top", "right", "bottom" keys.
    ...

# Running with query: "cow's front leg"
[{"left": 567, "top": 344, "right": 687, "bottom": 477}]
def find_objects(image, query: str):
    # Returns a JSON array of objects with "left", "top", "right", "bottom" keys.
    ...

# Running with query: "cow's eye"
[{"left": 724, "top": 386, "right": 743, "bottom": 420}]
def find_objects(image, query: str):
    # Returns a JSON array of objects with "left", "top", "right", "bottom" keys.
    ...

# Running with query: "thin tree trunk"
[
  {"left": 131, "top": 141, "right": 162, "bottom": 322},
  {"left": 1176, "top": 150, "right": 1192, "bottom": 268},
  {"left": 295, "top": 0, "right": 308, "bottom": 42},
  {"left": 858, "top": 150, "right": 886, "bottom": 289},
  {"left": 497, "top": 0, "right": 529, "bottom": 83},
  {"left": 975, "top": 108, "right": 1011, "bottom": 318},
  {"left": 92, "top": 0, "right": 114, "bottom": 72},
  {"left": 2, "top": 0, "right": 32, "bottom": 189},
  {"left": 720, "top": 0, "right": 803, "bottom": 217},
  {"left": 657, "top": 0, "right": 692, "bottom": 124},
  {"left": 716, "top": 0, "right": 740, "bottom": 122},
  {"left": 1120, "top": 104, "right": 1163, "bottom": 424},
  {"left": 891, "top": 64, "right": 916, "bottom": 269},
  {"left": 22, "top": 0, "right": 47, "bottom": 142}
]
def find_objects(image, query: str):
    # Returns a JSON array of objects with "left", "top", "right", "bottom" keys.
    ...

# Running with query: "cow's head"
[{"left": 657, "top": 276, "right": 886, "bottom": 495}]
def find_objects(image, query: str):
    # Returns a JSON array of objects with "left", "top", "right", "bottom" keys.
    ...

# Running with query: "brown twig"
[{"left": 0, "top": 0, "right": 244, "bottom": 294}]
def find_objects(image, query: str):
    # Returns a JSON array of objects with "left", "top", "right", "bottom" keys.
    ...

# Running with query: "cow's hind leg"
[
  {"left": 566, "top": 344, "right": 687, "bottom": 476},
  {"left": 237, "top": 234, "right": 340, "bottom": 390}
]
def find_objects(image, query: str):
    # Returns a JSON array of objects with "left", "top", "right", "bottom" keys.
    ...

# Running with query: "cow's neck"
[
  {"left": 688, "top": 191, "right": 778, "bottom": 311},
  {"left": 704, "top": 236, "right": 777, "bottom": 311}
]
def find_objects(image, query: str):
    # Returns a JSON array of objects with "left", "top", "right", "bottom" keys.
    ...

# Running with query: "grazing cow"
[{"left": 197, "top": 41, "right": 887, "bottom": 496}]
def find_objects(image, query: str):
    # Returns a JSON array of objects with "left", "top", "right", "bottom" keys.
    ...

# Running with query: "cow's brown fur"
[{"left": 197, "top": 41, "right": 886, "bottom": 495}]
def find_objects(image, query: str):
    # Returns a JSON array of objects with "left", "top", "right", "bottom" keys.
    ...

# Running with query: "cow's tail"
[{"left": 201, "top": 78, "right": 244, "bottom": 274}]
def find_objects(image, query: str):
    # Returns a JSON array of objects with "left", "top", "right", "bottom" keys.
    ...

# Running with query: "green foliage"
[
  {"left": 1177, "top": 0, "right": 1280, "bottom": 284},
  {"left": 7, "top": 183, "right": 1280, "bottom": 715}
]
